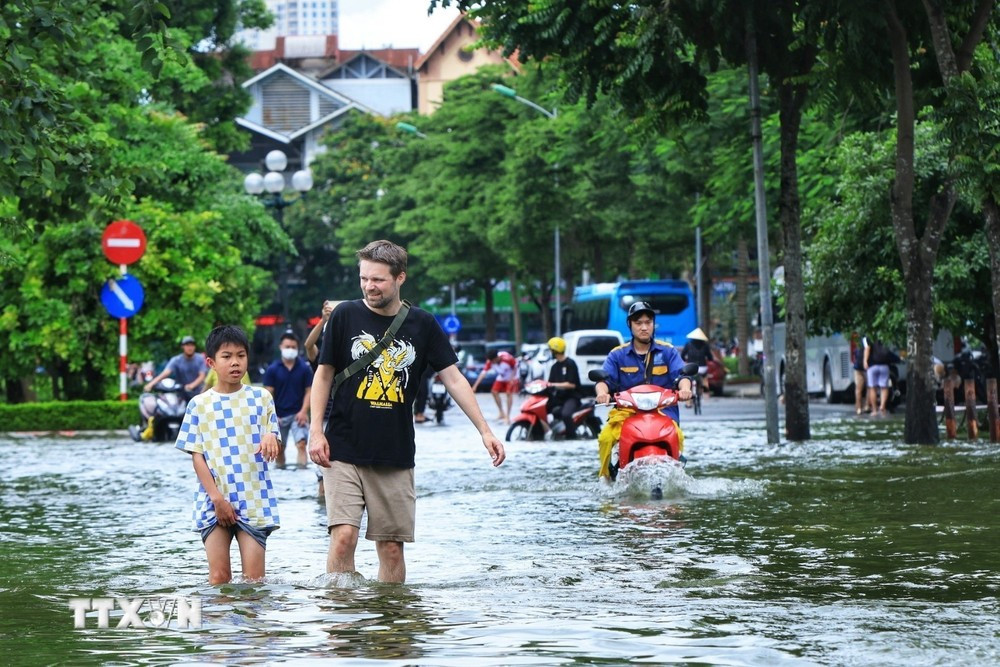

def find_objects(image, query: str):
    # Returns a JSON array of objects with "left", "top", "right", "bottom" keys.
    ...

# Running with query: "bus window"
[
  {"left": 571, "top": 297, "right": 611, "bottom": 330},
  {"left": 572, "top": 281, "right": 697, "bottom": 343},
  {"left": 618, "top": 293, "right": 690, "bottom": 315}
]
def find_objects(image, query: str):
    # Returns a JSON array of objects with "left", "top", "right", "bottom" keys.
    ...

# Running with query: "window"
[
  {"left": 568, "top": 297, "right": 611, "bottom": 330},
  {"left": 576, "top": 336, "right": 621, "bottom": 356},
  {"left": 618, "top": 293, "right": 689, "bottom": 316}
]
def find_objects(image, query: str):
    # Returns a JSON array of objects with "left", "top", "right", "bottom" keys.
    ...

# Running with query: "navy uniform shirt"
[{"left": 601, "top": 339, "right": 686, "bottom": 423}]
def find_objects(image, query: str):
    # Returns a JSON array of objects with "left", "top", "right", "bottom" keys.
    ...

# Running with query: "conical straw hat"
[{"left": 687, "top": 327, "right": 709, "bottom": 341}]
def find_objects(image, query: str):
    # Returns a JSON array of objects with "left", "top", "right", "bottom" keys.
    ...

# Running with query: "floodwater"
[{"left": 1, "top": 396, "right": 998, "bottom": 665}]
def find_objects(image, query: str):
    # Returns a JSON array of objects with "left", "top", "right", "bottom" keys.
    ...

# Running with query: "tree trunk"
[
  {"left": 483, "top": 280, "right": 496, "bottom": 340},
  {"left": 83, "top": 361, "right": 106, "bottom": 401},
  {"left": 778, "top": 81, "right": 810, "bottom": 441},
  {"left": 529, "top": 276, "right": 554, "bottom": 339},
  {"left": 901, "top": 243, "right": 942, "bottom": 444},
  {"left": 885, "top": 1, "right": 955, "bottom": 444},
  {"left": 51, "top": 358, "right": 63, "bottom": 401},
  {"left": 510, "top": 271, "right": 523, "bottom": 352},
  {"left": 983, "top": 197, "right": 1000, "bottom": 378},
  {"left": 5, "top": 378, "right": 27, "bottom": 404},
  {"left": 736, "top": 238, "right": 750, "bottom": 376}
]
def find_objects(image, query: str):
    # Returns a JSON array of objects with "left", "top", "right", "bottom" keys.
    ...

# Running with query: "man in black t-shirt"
[
  {"left": 309, "top": 240, "right": 505, "bottom": 583},
  {"left": 545, "top": 336, "right": 582, "bottom": 438}
]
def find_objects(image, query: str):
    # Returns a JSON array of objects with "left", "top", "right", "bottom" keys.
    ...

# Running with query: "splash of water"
[{"left": 599, "top": 457, "right": 768, "bottom": 500}]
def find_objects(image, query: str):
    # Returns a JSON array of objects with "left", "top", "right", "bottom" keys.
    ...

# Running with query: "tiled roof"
[{"left": 249, "top": 33, "right": 419, "bottom": 73}]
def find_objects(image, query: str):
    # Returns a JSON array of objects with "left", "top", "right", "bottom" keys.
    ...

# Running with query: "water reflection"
[{"left": 315, "top": 584, "right": 439, "bottom": 661}]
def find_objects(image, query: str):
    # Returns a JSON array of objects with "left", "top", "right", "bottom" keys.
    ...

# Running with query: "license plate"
[{"left": 432, "top": 383, "right": 446, "bottom": 393}]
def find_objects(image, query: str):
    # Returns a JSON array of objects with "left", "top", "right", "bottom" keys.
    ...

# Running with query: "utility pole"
[{"left": 747, "top": 19, "right": 780, "bottom": 444}]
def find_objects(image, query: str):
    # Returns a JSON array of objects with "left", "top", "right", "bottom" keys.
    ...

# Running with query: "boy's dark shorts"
[{"left": 200, "top": 522, "right": 275, "bottom": 549}]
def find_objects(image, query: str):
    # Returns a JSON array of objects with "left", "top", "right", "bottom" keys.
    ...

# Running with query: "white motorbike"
[
  {"left": 426, "top": 374, "right": 452, "bottom": 424},
  {"left": 128, "top": 378, "right": 187, "bottom": 442}
]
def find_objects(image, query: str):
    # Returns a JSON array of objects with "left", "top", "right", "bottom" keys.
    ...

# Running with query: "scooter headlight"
[{"left": 631, "top": 392, "right": 662, "bottom": 411}]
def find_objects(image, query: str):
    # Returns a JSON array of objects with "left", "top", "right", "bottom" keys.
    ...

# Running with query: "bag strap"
[
  {"left": 331, "top": 300, "right": 411, "bottom": 394},
  {"left": 642, "top": 346, "right": 655, "bottom": 383}
]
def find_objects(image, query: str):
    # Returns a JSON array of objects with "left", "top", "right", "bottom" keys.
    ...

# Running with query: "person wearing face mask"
[{"left": 263, "top": 332, "right": 314, "bottom": 468}]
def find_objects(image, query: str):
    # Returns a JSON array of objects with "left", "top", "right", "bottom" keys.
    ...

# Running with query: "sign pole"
[
  {"left": 101, "top": 221, "right": 146, "bottom": 400},
  {"left": 119, "top": 317, "right": 128, "bottom": 401},
  {"left": 119, "top": 263, "right": 127, "bottom": 401}
]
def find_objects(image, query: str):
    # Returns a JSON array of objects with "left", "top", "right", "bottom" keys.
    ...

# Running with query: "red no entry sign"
[{"left": 102, "top": 220, "right": 147, "bottom": 265}]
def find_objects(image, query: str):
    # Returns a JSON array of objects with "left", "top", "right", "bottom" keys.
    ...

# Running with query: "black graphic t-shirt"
[
  {"left": 317, "top": 300, "right": 457, "bottom": 468},
  {"left": 547, "top": 358, "right": 582, "bottom": 400}
]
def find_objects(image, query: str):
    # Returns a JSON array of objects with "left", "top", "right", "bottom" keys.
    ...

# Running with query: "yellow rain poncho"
[{"left": 597, "top": 407, "right": 685, "bottom": 478}]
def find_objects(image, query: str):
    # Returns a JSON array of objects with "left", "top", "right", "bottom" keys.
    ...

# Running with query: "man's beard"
[{"left": 364, "top": 290, "right": 393, "bottom": 309}]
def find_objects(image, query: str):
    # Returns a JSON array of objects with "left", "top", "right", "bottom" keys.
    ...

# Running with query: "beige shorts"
[{"left": 322, "top": 461, "right": 415, "bottom": 542}]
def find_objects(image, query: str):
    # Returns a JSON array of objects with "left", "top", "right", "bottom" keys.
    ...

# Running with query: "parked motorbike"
[
  {"left": 425, "top": 373, "right": 452, "bottom": 424},
  {"left": 128, "top": 378, "right": 187, "bottom": 442},
  {"left": 589, "top": 363, "right": 697, "bottom": 499},
  {"left": 950, "top": 347, "right": 990, "bottom": 404},
  {"left": 505, "top": 380, "right": 602, "bottom": 441}
]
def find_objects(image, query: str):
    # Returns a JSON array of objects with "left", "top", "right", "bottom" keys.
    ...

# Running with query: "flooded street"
[{"left": 1, "top": 395, "right": 998, "bottom": 665}]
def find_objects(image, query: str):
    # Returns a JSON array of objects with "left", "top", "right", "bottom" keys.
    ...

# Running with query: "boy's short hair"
[
  {"left": 280, "top": 331, "right": 299, "bottom": 345},
  {"left": 356, "top": 239, "right": 407, "bottom": 277},
  {"left": 205, "top": 325, "right": 250, "bottom": 358}
]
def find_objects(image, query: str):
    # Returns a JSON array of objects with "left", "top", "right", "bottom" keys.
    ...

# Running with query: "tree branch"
[{"left": 957, "top": 0, "right": 995, "bottom": 73}]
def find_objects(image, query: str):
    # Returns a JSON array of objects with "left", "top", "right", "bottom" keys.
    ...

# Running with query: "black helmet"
[{"left": 626, "top": 301, "right": 657, "bottom": 322}]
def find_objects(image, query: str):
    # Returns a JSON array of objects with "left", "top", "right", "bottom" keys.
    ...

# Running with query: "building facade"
[
  {"left": 415, "top": 14, "right": 514, "bottom": 115},
  {"left": 238, "top": 0, "right": 340, "bottom": 51}
]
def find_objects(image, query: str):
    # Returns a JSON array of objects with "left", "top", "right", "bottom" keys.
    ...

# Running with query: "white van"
[{"left": 560, "top": 329, "right": 626, "bottom": 392}]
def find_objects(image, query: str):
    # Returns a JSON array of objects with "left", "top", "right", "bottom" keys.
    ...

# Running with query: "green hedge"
[{"left": 0, "top": 400, "right": 135, "bottom": 432}]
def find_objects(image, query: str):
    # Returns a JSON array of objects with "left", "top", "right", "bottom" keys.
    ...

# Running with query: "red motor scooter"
[
  {"left": 590, "top": 363, "right": 697, "bottom": 498},
  {"left": 505, "top": 380, "right": 602, "bottom": 442}
]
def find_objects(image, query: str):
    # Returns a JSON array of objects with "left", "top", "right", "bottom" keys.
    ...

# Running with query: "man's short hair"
[
  {"left": 280, "top": 331, "right": 299, "bottom": 345},
  {"left": 205, "top": 325, "right": 250, "bottom": 358},
  {"left": 356, "top": 239, "right": 408, "bottom": 277}
]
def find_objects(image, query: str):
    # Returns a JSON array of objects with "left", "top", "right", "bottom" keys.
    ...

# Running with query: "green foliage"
[
  {"left": 434, "top": 0, "right": 709, "bottom": 136},
  {"left": 0, "top": 109, "right": 285, "bottom": 400},
  {"left": 0, "top": 400, "right": 134, "bottom": 431},
  {"left": 0, "top": 0, "right": 264, "bottom": 236},
  {"left": 804, "top": 119, "right": 990, "bottom": 344}
]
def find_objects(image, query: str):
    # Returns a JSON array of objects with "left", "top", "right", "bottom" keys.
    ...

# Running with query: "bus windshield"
[{"left": 618, "top": 293, "right": 690, "bottom": 316}]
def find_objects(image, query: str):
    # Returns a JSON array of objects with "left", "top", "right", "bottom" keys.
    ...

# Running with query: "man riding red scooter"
[
  {"left": 594, "top": 301, "right": 694, "bottom": 484},
  {"left": 505, "top": 336, "right": 601, "bottom": 441}
]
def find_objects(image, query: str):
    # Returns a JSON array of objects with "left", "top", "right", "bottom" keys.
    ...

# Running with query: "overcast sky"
[{"left": 337, "top": 0, "right": 462, "bottom": 51}]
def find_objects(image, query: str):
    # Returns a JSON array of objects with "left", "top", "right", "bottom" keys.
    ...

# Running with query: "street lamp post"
[
  {"left": 397, "top": 122, "right": 460, "bottom": 333},
  {"left": 491, "top": 83, "right": 562, "bottom": 337},
  {"left": 244, "top": 149, "right": 313, "bottom": 328},
  {"left": 395, "top": 121, "right": 427, "bottom": 139}
]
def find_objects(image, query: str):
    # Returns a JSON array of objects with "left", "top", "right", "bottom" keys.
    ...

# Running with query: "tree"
[
  {"left": 881, "top": 0, "right": 994, "bottom": 444},
  {"left": 433, "top": 0, "right": 840, "bottom": 439},
  {"left": 1, "top": 0, "right": 268, "bottom": 234},
  {"left": 805, "top": 123, "right": 992, "bottom": 351},
  {"left": 0, "top": 110, "right": 283, "bottom": 400}
]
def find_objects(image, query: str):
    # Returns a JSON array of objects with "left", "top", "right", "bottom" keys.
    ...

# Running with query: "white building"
[{"left": 238, "top": 0, "right": 339, "bottom": 51}]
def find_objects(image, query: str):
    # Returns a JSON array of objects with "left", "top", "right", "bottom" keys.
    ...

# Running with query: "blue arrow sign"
[
  {"left": 441, "top": 314, "right": 461, "bottom": 334},
  {"left": 101, "top": 274, "right": 145, "bottom": 319}
]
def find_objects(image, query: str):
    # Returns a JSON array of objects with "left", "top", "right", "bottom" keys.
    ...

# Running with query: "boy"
[{"left": 176, "top": 325, "right": 282, "bottom": 584}]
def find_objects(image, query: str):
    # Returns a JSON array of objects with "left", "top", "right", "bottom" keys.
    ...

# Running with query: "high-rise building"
[{"left": 238, "top": 0, "right": 339, "bottom": 51}]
